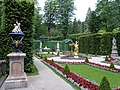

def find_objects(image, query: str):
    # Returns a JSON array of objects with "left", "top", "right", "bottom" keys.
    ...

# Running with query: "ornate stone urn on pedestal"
[{"left": 5, "top": 21, "right": 28, "bottom": 89}]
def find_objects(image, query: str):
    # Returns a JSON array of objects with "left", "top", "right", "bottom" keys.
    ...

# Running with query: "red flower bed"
[
  {"left": 108, "top": 57, "right": 116, "bottom": 62},
  {"left": 44, "top": 60, "right": 98, "bottom": 90},
  {"left": 52, "top": 64, "right": 64, "bottom": 72},
  {"left": 34, "top": 54, "right": 120, "bottom": 90},
  {"left": 65, "top": 72, "right": 98, "bottom": 90}
]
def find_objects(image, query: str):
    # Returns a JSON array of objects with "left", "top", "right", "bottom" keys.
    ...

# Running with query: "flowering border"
[
  {"left": 34, "top": 54, "right": 120, "bottom": 90},
  {"left": 43, "top": 60, "right": 98, "bottom": 90},
  {"left": 54, "top": 61, "right": 120, "bottom": 73}
]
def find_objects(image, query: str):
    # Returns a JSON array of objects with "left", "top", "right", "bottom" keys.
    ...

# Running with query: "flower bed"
[
  {"left": 55, "top": 61, "right": 120, "bottom": 73},
  {"left": 43, "top": 60, "right": 98, "bottom": 90},
  {"left": 34, "top": 54, "right": 120, "bottom": 90}
]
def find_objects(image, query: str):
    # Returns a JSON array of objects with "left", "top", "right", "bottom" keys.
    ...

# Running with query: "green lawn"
[
  {"left": 26, "top": 64, "right": 39, "bottom": 76},
  {"left": 61, "top": 64, "right": 120, "bottom": 88},
  {"left": 38, "top": 54, "right": 51, "bottom": 57}
]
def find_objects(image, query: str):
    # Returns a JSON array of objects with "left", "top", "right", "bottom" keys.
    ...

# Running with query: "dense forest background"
[
  {"left": 34, "top": 0, "right": 120, "bottom": 39},
  {"left": 1, "top": 0, "right": 119, "bottom": 39}
]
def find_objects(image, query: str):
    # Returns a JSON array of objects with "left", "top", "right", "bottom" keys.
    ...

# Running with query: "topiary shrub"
[
  {"left": 40, "top": 55, "right": 43, "bottom": 59},
  {"left": 99, "top": 76, "right": 111, "bottom": 90},
  {"left": 109, "top": 62, "right": 115, "bottom": 69},
  {"left": 105, "top": 56, "right": 109, "bottom": 61},
  {"left": 85, "top": 57, "right": 89, "bottom": 63},
  {"left": 57, "top": 51, "right": 59, "bottom": 56},
  {"left": 44, "top": 56, "right": 47, "bottom": 61},
  {"left": 50, "top": 59, "right": 55, "bottom": 65},
  {"left": 108, "top": 54, "right": 111, "bottom": 58},
  {"left": 64, "top": 64, "right": 70, "bottom": 73}
]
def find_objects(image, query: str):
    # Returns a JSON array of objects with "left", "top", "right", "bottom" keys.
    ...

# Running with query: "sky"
[{"left": 37, "top": 0, "right": 97, "bottom": 21}]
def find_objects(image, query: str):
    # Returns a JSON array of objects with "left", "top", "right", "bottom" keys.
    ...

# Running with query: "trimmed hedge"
[
  {"left": 64, "top": 64, "right": 70, "bottom": 73},
  {"left": 0, "top": 0, "right": 34, "bottom": 72},
  {"left": 77, "top": 32, "right": 120, "bottom": 55},
  {"left": 99, "top": 76, "right": 111, "bottom": 90},
  {"left": 79, "top": 33, "right": 101, "bottom": 54}
]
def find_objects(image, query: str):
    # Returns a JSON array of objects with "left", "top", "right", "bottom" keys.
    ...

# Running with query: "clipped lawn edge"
[{"left": 26, "top": 64, "right": 39, "bottom": 76}]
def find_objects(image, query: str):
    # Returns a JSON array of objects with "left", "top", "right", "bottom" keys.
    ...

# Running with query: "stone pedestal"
[
  {"left": 5, "top": 52, "right": 28, "bottom": 89},
  {"left": 39, "top": 42, "right": 42, "bottom": 52},
  {"left": 57, "top": 42, "right": 60, "bottom": 52},
  {"left": 74, "top": 56, "right": 79, "bottom": 58}
]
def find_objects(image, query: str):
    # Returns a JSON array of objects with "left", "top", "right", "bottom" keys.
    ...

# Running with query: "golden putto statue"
[{"left": 69, "top": 41, "right": 79, "bottom": 56}]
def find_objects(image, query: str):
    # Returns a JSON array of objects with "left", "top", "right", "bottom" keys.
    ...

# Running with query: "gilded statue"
[{"left": 69, "top": 41, "right": 79, "bottom": 56}]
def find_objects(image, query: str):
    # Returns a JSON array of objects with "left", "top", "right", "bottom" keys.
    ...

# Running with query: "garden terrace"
[{"left": 61, "top": 64, "right": 120, "bottom": 88}]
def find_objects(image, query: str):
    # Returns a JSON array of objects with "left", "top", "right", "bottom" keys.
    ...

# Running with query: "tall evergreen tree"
[
  {"left": 44, "top": 0, "right": 57, "bottom": 37},
  {"left": 56, "top": 0, "right": 75, "bottom": 38},
  {"left": 95, "top": 0, "right": 120, "bottom": 32},
  {"left": 87, "top": 11, "right": 100, "bottom": 33},
  {"left": 72, "top": 17, "right": 78, "bottom": 33},
  {"left": 34, "top": 2, "right": 47, "bottom": 39}
]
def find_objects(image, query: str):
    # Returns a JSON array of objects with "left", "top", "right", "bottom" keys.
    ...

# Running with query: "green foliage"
[
  {"left": 44, "top": 56, "right": 47, "bottom": 60},
  {"left": 0, "top": 0, "right": 34, "bottom": 72},
  {"left": 99, "top": 76, "right": 111, "bottom": 90},
  {"left": 70, "top": 18, "right": 81, "bottom": 34},
  {"left": 87, "top": 11, "right": 100, "bottom": 33},
  {"left": 105, "top": 56, "right": 108, "bottom": 61},
  {"left": 33, "top": 1, "right": 46, "bottom": 39},
  {"left": 108, "top": 54, "right": 111, "bottom": 58},
  {"left": 44, "top": 0, "right": 57, "bottom": 37},
  {"left": 40, "top": 55, "right": 43, "bottom": 59},
  {"left": 72, "top": 31, "right": 120, "bottom": 55},
  {"left": 109, "top": 62, "right": 115, "bottom": 69},
  {"left": 44, "top": 0, "right": 76, "bottom": 38},
  {"left": 61, "top": 64, "right": 120, "bottom": 88},
  {"left": 64, "top": 64, "right": 70, "bottom": 73},
  {"left": 50, "top": 59, "right": 55, "bottom": 65},
  {"left": 85, "top": 57, "right": 89, "bottom": 63},
  {"left": 95, "top": 0, "right": 119, "bottom": 32},
  {"left": 78, "top": 33, "right": 101, "bottom": 54},
  {"left": 26, "top": 63, "right": 39, "bottom": 76},
  {"left": 0, "top": 1, "right": 2, "bottom": 27},
  {"left": 57, "top": 51, "right": 59, "bottom": 56}
]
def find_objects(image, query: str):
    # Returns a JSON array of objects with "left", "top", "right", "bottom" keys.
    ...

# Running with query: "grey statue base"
[
  {"left": 5, "top": 52, "right": 28, "bottom": 89},
  {"left": 5, "top": 73, "right": 28, "bottom": 89}
]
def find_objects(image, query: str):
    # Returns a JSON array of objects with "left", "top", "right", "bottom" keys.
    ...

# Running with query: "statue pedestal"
[
  {"left": 5, "top": 53, "right": 28, "bottom": 89},
  {"left": 74, "top": 56, "right": 79, "bottom": 58}
]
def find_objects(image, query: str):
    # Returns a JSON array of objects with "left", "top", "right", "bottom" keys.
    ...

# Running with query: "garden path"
[{"left": 0, "top": 56, "right": 74, "bottom": 90}]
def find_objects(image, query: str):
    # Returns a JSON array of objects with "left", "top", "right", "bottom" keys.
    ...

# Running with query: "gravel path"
[{"left": 1, "top": 57, "right": 74, "bottom": 90}]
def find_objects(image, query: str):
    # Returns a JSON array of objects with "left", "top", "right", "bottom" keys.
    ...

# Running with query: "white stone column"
[
  {"left": 5, "top": 52, "right": 28, "bottom": 89},
  {"left": 39, "top": 42, "right": 42, "bottom": 52},
  {"left": 57, "top": 42, "right": 60, "bottom": 52}
]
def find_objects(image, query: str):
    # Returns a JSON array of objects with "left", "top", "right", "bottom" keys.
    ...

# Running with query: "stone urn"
[{"left": 5, "top": 21, "right": 28, "bottom": 89}]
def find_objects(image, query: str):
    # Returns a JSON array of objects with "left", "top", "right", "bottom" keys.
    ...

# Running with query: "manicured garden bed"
[
  {"left": 60, "top": 64, "right": 120, "bottom": 88},
  {"left": 36, "top": 53, "right": 51, "bottom": 58}
]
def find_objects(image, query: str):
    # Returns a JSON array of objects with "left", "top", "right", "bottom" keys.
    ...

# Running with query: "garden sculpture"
[
  {"left": 69, "top": 41, "right": 79, "bottom": 56},
  {"left": 112, "top": 37, "right": 116, "bottom": 46},
  {"left": 111, "top": 37, "right": 118, "bottom": 57},
  {"left": 5, "top": 21, "right": 27, "bottom": 89},
  {"left": 9, "top": 21, "right": 24, "bottom": 52},
  {"left": 12, "top": 21, "right": 21, "bottom": 33}
]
